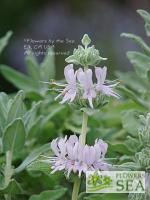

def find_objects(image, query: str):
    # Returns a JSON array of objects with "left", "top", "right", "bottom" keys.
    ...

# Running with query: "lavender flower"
[
  {"left": 55, "top": 64, "right": 77, "bottom": 104},
  {"left": 45, "top": 135, "right": 112, "bottom": 178},
  {"left": 77, "top": 68, "right": 96, "bottom": 108},
  {"left": 95, "top": 66, "right": 121, "bottom": 99}
]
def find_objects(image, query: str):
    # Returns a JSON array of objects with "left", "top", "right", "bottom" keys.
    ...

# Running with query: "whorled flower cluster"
[
  {"left": 43, "top": 64, "right": 121, "bottom": 108},
  {"left": 46, "top": 135, "right": 112, "bottom": 178}
]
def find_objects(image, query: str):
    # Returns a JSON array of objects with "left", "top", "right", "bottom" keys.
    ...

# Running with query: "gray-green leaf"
[
  {"left": 3, "top": 118, "right": 26, "bottom": 152},
  {"left": 137, "top": 9, "right": 150, "bottom": 37},
  {"left": 0, "top": 65, "right": 34, "bottom": 91},
  {"left": 121, "top": 109, "right": 143, "bottom": 137},
  {"left": 15, "top": 143, "right": 50, "bottom": 173},
  {"left": 121, "top": 33, "right": 150, "bottom": 56},
  {"left": 29, "top": 188, "right": 67, "bottom": 200},
  {"left": 7, "top": 90, "right": 25, "bottom": 125},
  {"left": 127, "top": 51, "right": 150, "bottom": 81},
  {"left": 0, "top": 179, "right": 22, "bottom": 195}
]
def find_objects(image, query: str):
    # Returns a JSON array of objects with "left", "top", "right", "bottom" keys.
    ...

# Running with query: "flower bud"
[{"left": 81, "top": 34, "right": 91, "bottom": 47}]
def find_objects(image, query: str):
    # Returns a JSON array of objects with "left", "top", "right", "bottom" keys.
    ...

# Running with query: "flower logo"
[
  {"left": 88, "top": 172, "right": 103, "bottom": 186},
  {"left": 103, "top": 175, "right": 112, "bottom": 185}
]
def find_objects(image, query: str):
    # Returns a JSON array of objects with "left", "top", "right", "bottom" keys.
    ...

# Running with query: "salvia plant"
[{"left": 0, "top": 8, "right": 150, "bottom": 200}]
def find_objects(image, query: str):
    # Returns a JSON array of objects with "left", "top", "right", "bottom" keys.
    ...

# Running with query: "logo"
[{"left": 86, "top": 171, "right": 145, "bottom": 193}]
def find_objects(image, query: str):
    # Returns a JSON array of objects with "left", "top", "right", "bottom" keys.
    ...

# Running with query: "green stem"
[
  {"left": 72, "top": 179, "right": 81, "bottom": 200},
  {"left": 71, "top": 64, "right": 89, "bottom": 200},
  {"left": 4, "top": 151, "right": 13, "bottom": 200},
  {"left": 81, "top": 112, "right": 88, "bottom": 146},
  {"left": 84, "top": 65, "right": 88, "bottom": 72}
]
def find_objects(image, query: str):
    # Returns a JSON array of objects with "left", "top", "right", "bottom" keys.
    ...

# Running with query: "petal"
[
  {"left": 67, "top": 143, "right": 74, "bottom": 160},
  {"left": 58, "top": 138, "right": 67, "bottom": 158},
  {"left": 86, "top": 69, "right": 93, "bottom": 89},
  {"left": 64, "top": 64, "right": 73, "bottom": 83},
  {"left": 51, "top": 139, "right": 59, "bottom": 156},
  {"left": 87, "top": 91, "right": 94, "bottom": 108},
  {"left": 77, "top": 70, "right": 87, "bottom": 89},
  {"left": 97, "top": 139, "right": 108, "bottom": 154},
  {"left": 59, "top": 92, "right": 73, "bottom": 104},
  {"left": 83, "top": 145, "right": 90, "bottom": 165},
  {"left": 95, "top": 66, "right": 107, "bottom": 85},
  {"left": 68, "top": 135, "right": 79, "bottom": 146}
]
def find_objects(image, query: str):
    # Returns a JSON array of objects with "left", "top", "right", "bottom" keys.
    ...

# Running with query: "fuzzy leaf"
[
  {"left": 117, "top": 86, "right": 148, "bottom": 109},
  {"left": 127, "top": 51, "right": 150, "bottom": 80},
  {"left": 29, "top": 188, "right": 67, "bottom": 200},
  {"left": 121, "top": 33, "right": 150, "bottom": 56},
  {"left": 3, "top": 118, "right": 26, "bottom": 152},
  {"left": 27, "top": 161, "right": 64, "bottom": 180},
  {"left": 25, "top": 53, "right": 41, "bottom": 89},
  {"left": 107, "top": 142, "right": 135, "bottom": 156},
  {"left": 65, "top": 55, "right": 79, "bottom": 64},
  {"left": 7, "top": 90, "right": 25, "bottom": 125},
  {"left": 0, "top": 65, "right": 34, "bottom": 91},
  {"left": 118, "top": 162, "right": 142, "bottom": 171},
  {"left": 15, "top": 143, "right": 50, "bottom": 173},
  {"left": 0, "top": 179, "right": 22, "bottom": 195},
  {"left": 0, "top": 93, "right": 9, "bottom": 131},
  {"left": 121, "top": 109, "right": 143, "bottom": 137},
  {"left": 137, "top": 9, "right": 150, "bottom": 37}
]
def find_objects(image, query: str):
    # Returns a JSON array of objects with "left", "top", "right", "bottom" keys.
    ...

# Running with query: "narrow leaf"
[
  {"left": 0, "top": 31, "right": 12, "bottom": 54},
  {"left": 137, "top": 9, "right": 150, "bottom": 37},
  {"left": 25, "top": 53, "right": 41, "bottom": 88},
  {"left": 0, "top": 65, "right": 34, "bottom": 91},
  {"left": 121, "top": 33, "right": 150, "bottom": 56},
  {"left": 40, "top": 48, "right": 56, "bottom": 81},
  {"left": 27, "top": 116, "right": 43, "bottom": 140},
  {"left": 117, "top": 86, "right": 148, "bottom": 109},
  {"left": 41, "top": 105, "right": 65, "bottom": 127},
  {"left": 15, "top": 143, "right": 50, "bottom": 173}
]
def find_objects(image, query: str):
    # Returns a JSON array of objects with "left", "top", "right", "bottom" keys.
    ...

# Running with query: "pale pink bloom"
[
  {"left": 45, "top": 135, "right": 112, "bottom": 178},
  {"left": 95, "top": 66, "right": 120, "bottom": 99},
  {"left": 55, "top": 64, "right": 77, "bottom": 104},
  {"left": 77, "top": 68, "right": 96, "bottom": 108}
]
